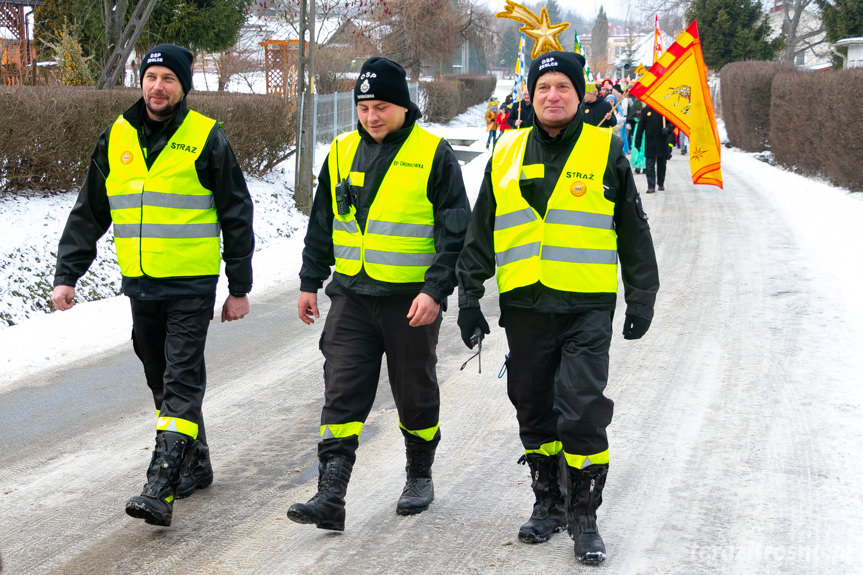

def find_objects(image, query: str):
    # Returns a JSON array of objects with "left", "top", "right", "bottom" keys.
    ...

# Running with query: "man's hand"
[
  {"left": 221, "top": 294, "right": 249, "bottom": 322},
  {"left": 51, "top": 285, "right": 76, "bottom": 311},
  {"left": 457, "top": 307, "right": 490, "bottom": 349},
  {"left": 622, "top": 314, "right": 651, "bottom": 340},
  {"left": 298, "top": 291, "right": 320, "bottom": 325},
  {"left": 406, "top": 293, "right": 440, "bottom": 327}
]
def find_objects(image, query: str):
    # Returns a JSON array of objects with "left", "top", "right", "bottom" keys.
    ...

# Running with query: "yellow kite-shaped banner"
[
  {"left": 496, "top": 0, "right": 569, "bottom": 59},
  {"left": 629, "top": 21, "right": 723, "bottom": 188}
]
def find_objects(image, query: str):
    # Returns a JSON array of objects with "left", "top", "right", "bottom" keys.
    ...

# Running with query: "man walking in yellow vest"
[
  {"left": 456, "top": 52, "right": 659, "bottom": 565},
  {"left": 51, "top": 44, "right": 254, "bottom": 527},
  {"left": 289, "top": 57, "right": 469, "bottom": 531}
]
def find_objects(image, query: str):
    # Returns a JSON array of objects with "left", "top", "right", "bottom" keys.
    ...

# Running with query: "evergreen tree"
[
  {"left": 544, "top": 0, "right": 561, "bottom": 25},
  {"left": 817, "top": 0, "right": 863, "bottom": 68},
  {"left": 142, "top": 0, "right": 250, "bottom": 53},
  {"left": 685, "top": 0, "right": 783, "bottom": 69},
  {"left": 33, "top": 0, "right": 105, "bottom": 70},
  {"left": 497, "top": 22, "right": 520, "bottom": 70},
  {"left": 591, "top": 6, "right": 608, "bottom": 78}
]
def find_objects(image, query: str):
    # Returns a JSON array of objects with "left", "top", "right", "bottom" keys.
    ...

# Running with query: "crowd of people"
[{"left": 486, "top": 74, "right": 688, "bottom": 193}]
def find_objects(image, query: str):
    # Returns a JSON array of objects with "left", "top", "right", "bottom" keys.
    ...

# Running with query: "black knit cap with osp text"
[
  {"left": 527, "top": 51, "right": 587, "bottom": 103},
  {"left": 354, "top": 57, "right": 411, "bottom": 109},
  {"left": 140, "top": 44, "right": 194, "bottom": 97}
]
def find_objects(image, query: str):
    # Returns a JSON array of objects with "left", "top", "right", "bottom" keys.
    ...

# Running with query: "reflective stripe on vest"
[
  {"left": 328, "top": 126, "right": 439, "bottom": 283},
  {"left": 106, "top": 110, "right": 220, "bottom": 278},
  {"left": 491, "top": 125, "right": 618, "bottom": 294}
]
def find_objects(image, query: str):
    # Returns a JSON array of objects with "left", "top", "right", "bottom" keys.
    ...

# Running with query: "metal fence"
[{"left": 312, "top": 82, "right": 420, "bottom": 144}]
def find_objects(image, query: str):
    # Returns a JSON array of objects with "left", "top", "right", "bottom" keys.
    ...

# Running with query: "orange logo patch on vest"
[
  {"left": 121, "top": 151, "right": 134, "bottom": 165},
  {"left": 570, "top": 181, "right": 588, "bottom": 197}
]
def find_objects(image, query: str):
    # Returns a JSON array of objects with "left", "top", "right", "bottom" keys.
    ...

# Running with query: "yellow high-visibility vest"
[
  {"left": 106, "top": 110, "right": 221, "bottom": 279},
  {"left": 328, "top": 126, "right": 439, "bottom": 283},
  {"left": 491, "top": 125, "right": 618, "bottom": 294}
]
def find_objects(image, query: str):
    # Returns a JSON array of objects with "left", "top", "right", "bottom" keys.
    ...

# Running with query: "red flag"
[
  {"left": 630, "top": 21, "right": 723, "bottom": 188},
  {"left": 653, "top": 15, "right": 664, "bottom": 64}
]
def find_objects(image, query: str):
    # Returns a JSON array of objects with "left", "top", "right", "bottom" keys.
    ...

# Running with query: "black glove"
[
  {"left": 457, "top": 307, "right": 490, "bottom": 349},
  {"left": 622, "top": 315, "right": 651, "bottom": 340}
]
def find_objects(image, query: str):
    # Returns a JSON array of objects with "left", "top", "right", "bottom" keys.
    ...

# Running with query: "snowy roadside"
[{"left": 0, "top": 95, "right": 496, "bottom": 387}]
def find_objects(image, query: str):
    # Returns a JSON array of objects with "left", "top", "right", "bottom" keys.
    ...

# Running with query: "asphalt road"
[{"left": 1, "top": 152, "right": 860, "bottom": 575}]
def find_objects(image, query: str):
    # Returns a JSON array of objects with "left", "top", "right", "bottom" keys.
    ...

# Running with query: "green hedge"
[{"left": 0, "top": 86, "right": 296, "bottom": 194}]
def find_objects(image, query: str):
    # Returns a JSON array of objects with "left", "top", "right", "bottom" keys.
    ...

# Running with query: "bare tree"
[
  {"left": 251, "top": 0, "right": 388, "bottom": 48},
  {"left": 96, "top": 0, "right": 159, "bottom": 89},
  {"left": 380, "top": 0, "right": 462, "bottom": 80},
  {"left": 455, "top": 0, "right": 497, "bottom": 73},
  {"left": 775, "top": 0, "right": 827, "bottom": 63}
]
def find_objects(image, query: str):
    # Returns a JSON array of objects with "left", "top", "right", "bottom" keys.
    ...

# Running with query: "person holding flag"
[{"left": 634, "top": 104, "right": 674, "bottom": 193}]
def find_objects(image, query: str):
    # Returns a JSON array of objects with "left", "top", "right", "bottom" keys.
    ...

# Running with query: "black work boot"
[
  {"left": 175, "top": 442, "right": 213, "bottom": 499},
  {"left": 287, "top": 454, "right": 354, "bottom": 531},
  {"left": 565, "top": 464, "right": 609, "bottom": 565},
  {"left": 517, "top": 453, "right": 567, "bottom": 543},
  {"left": 125, "top": 431, "right": 193, "bottom": 527},
  {"left": 396, "top": 439, "right": 436, "bottom": 515}
]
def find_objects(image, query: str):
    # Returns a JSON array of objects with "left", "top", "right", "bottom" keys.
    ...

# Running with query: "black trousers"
[
  {"left": 318, "top": 284, "right": 442, "bottom": 459},
  {"left": 645, "top": 155, "right": 667, "bottom": 189},
  {"left": 502, "top": 307, "right": 614, "bottom": 457},
  {"left": 130, "top": 296, "right": 214, "bottom": 442}
]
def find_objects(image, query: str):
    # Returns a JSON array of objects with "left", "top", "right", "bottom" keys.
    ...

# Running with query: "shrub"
[
  {"left": 421, "top": 80, "right": 461, "bottom": 123},
  {"left": 0, "top": 86, "right": 296, "bottom": 194},
  {"left": 719, "top": 61, "right": 796, "bottom": 152},
  {"left": 770, "top": 67, "right": 863, "bottom": 190},
  {"left": 420, "top": 75, "right": 496, "bottom": 123}
]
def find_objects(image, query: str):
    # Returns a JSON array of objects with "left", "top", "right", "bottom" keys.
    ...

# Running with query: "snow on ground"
[{"left": 1, "top": 80, "right": 861, "bottom": 389}]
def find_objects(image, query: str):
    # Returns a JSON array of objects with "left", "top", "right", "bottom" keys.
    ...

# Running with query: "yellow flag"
[{"left": 630, "top": 21, "right": 722, "bottom": 188}]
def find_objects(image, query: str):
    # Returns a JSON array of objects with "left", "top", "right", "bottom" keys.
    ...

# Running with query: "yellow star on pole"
[
  {"left": 521, "top": 9, "right": 569, "bottom": 58},
  {"left": 496, "top": 1, "right": 570, "bottom": 59}
]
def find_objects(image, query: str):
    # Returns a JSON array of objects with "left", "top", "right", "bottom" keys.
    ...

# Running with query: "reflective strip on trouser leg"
[
  {"left": 503, "top": 307, "right": 613, "bottom": 455},
  {"left": 382, "top": 295, "right": 442, "bottom": 437},
  {"left": 156, "top": 416, "right": 199, "bottom": 439},
  {"left": 564, "top": 449, "right": 610, "bottom": 469},
  {"left": 399, "top": 421, "right": 440, "bottom": 442},
  {"left": 131, "top": 296, "right": 212, "bottom": 437},
  {"left": 525, "top": 440, "right": 563, "bottom": 457},
  {"left": 321, "top": 422, "right": 364, "bottom": 440}
]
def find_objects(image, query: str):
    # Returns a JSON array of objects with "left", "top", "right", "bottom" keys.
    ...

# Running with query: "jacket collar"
[
  {"left": 532, "top": 106, "right": 585, "bottom": 145},
  {"left": 357, "top": 102, "right": 421, "bottom": 145}
]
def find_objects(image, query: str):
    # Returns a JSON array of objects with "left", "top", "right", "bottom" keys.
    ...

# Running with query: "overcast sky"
[{"left": 480, "top": 0, "right": 635, "bottom": 22}]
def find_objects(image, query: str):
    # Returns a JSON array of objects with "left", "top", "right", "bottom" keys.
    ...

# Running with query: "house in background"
[
  {"left": 767, "top": 0, "right": 832, "bottom": 70},
  {"left": 835, "top": 37, "right": 863, "bottom": 68}
]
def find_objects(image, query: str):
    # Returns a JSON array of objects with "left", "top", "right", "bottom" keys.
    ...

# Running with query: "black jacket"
[
  {"left": 299, "top": 104, "right": 470, "bottom": 305},
  {"left": 54, "top": 97, "right": 255, "bottom": 299},
  {"left": 456, "top": 107, "right": 659, "bottom": 320},
  {"left": 634, "top": 106, "right": 674, "bottom": 158},
  {"left": 582, "top": 96, "right": 617, "bottom": 128},
  {"left": 507, "top": 101, "right": 534, "bottom": 129}
]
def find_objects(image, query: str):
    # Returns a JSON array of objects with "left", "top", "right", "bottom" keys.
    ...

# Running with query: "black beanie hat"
[
  {"left": 527, "top": 51, "right": 586, "bottom": 103},
  {"left": 354, "top": 57, "right": 411, "bottom": 109},
  {"left": 140, "top": 44, "right": 194, "bottom": 96}
]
